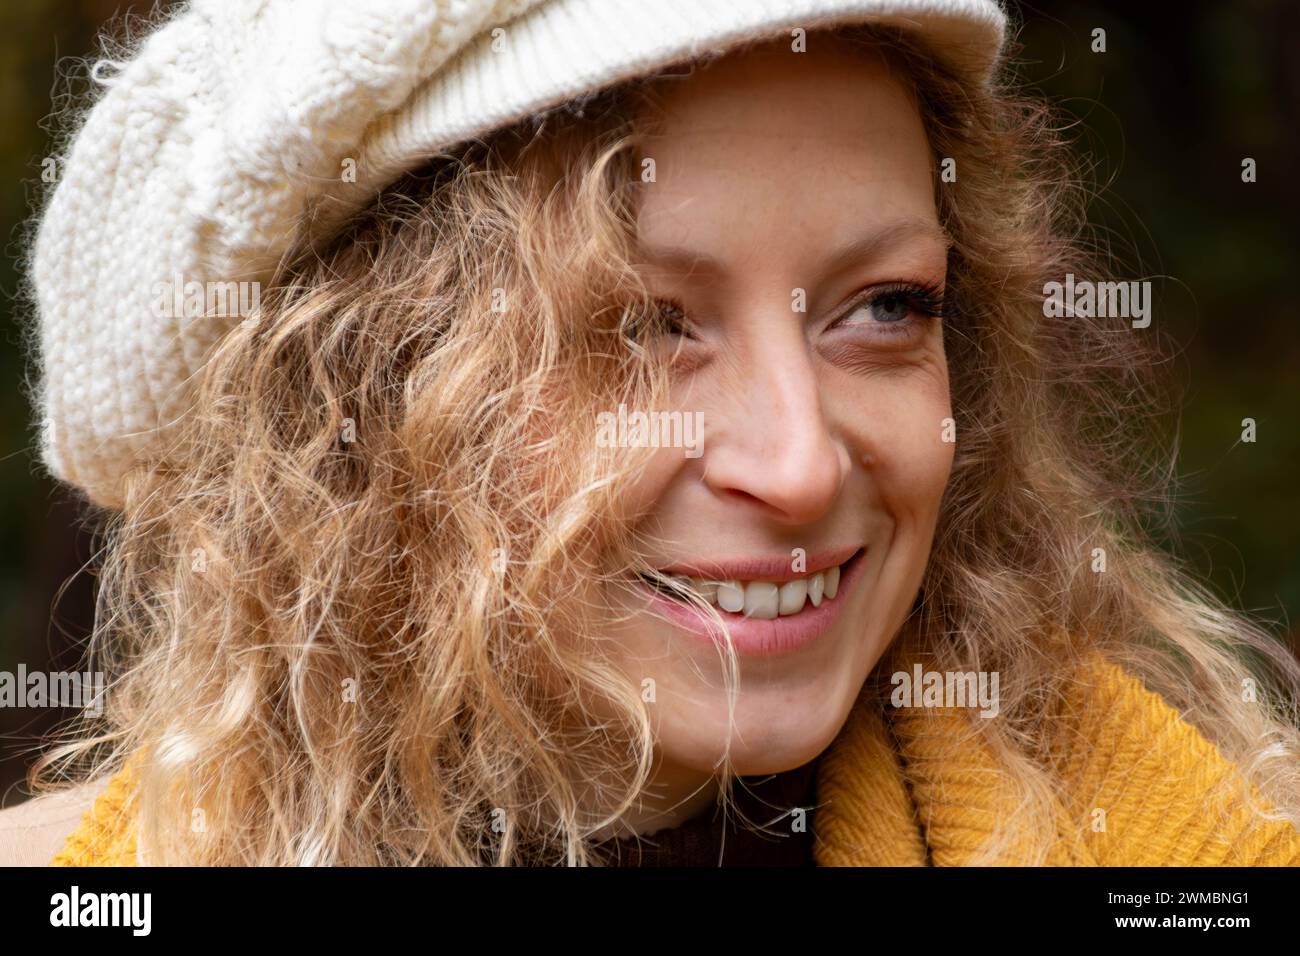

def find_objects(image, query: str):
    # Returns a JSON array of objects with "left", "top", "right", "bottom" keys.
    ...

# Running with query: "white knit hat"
[{"left": 28, "top": 0, "right": 1007, "bottom": 509}]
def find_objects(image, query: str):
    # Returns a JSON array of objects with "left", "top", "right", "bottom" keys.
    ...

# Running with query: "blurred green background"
[{"left": 2, "top": 0, "right": 1297, "bottom": 802}]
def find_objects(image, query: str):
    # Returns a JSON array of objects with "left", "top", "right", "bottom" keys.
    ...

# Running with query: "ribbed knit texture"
[
  {"left": 50, "top": 759, "right": 140, "bottom": 867},
  {"left": 28, "top": 0, "right": 1007, "bottom": 509},
  {"left": 52, "top": 650, "right": 1300, "bottom": 866}
]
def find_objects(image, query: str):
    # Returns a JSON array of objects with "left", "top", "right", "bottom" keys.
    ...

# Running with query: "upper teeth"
[{"left": 651, "top": 563, "right": 843, "bottom": 620}]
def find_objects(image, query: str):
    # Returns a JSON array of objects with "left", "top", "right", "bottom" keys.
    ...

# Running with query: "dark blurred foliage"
[
  {"left": 1012, "top": 0, "right": 1300, "bottom": 630},
  {"left": 1, "top": 0, "right": 1296, "bottom": 801}
]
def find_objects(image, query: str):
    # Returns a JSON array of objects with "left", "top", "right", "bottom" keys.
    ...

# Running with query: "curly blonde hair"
[{"left": 34, "top": 20, "right": 1300, "bottom": 866}]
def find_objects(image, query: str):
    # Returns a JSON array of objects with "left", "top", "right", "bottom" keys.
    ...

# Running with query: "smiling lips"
[
  {"left": 634, "top": 546, "right": 867, "bottom": 658},
  {"left": 640, "top": 550, "right": 854, "bottom": 620}
]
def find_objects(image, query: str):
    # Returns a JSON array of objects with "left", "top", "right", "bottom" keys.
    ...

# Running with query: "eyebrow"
[{"left": 635, "top": 217, "right": 953, "bottom": 280}]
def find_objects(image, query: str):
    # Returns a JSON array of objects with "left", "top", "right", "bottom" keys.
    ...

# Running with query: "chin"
[{"left": 660, "top": 687, "right": 852, "bottom": 776}]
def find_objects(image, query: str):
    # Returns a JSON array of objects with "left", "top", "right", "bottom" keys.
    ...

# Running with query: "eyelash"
[
  {"left": 645, "top": 280, "right": 946, "bottom": 342},
  {"left": 655, "top": 300, "right": 692, "bottom": 338},
  {"left": 829, "top": 280, "right": 946, "bottom": 335}
]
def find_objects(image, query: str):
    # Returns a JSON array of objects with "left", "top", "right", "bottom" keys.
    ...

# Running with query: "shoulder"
[
  {"left": 1052, "top": 651, "right": 1300, "bottom": 865},
  {"left": 0, "top": 777, "right": 110, "bottom": 866}
]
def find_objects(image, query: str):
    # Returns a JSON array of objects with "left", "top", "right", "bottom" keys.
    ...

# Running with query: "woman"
[{"left": 5, "top": 0, "right": 1299, "bottom": 866}]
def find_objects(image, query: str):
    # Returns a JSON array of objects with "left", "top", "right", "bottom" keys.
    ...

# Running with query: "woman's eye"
[
  {"left": 658, "top": 300, "right": 690, "bottom": 335},
  {"left": 834, "top": 283, "right": 945, "bottom": 332},
  {"left": 844, "top": 291, "right": 914, "bottom": 325},
  {"left": 629, "top": 299, "right": 694, "bottom": 341}
]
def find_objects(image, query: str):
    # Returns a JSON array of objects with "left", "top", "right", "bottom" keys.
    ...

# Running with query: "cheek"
[
  {"left": 844, "top": 364, "right": 955, "bottom": 523},
  {"left": 608, "top": 444, "right": 686, "bottom": 526}
]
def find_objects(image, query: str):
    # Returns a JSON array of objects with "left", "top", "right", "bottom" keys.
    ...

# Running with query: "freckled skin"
[{"left": 590, "top": 36, "right": 955, "bottom": 839}]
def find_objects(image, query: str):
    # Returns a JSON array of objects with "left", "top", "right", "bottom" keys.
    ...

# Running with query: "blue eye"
[
  {"left": 835, "top": 282, "right": 945, "bottom": 330},
  {"left": 853, "top": 291, "right": 912, "bottom": 323}
]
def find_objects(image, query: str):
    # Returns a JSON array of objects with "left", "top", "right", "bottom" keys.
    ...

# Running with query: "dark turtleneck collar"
[{"left": 589, "top": 758, "right": 820, "bottom": 866}]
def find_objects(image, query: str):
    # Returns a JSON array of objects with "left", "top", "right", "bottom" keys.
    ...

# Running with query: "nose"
[{"left": 701, "top": 322, "right": 850, "bottom": 526}]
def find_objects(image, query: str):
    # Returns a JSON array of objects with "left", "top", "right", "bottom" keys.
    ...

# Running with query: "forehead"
[{"left": 632, "top": 37, "right": 939, "bottom": 265}]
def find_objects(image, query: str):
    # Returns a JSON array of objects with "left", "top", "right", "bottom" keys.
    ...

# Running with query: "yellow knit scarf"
[{"left": 52, "top": 650, "right": 1300, "bottom": 866}]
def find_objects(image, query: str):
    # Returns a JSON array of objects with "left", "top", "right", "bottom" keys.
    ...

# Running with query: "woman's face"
[{"left": 599, "top": 37, "right": 954, "bottom": 827}]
